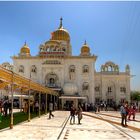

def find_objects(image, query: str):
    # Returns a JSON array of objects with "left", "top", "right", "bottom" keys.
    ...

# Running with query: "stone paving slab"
[
  {"left": 83, "top": 111, "right": 140, "bottom": 140},
  {"left": 0, "top": 111, "right": 69, "bottom": 140},
  {"left": 0, "top": 111, "right": 140, "bottom": 140},
  {"left": 60, "top": 114, "right": 135, "bottom": 140}
]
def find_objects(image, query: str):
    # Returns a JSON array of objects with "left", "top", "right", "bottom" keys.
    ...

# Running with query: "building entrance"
[{"left": 64, "top": 100, "right": 73, "bottom": 110}]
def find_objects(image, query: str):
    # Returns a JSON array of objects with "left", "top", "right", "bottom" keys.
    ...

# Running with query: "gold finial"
[
  {"left": 59, "top": 17, "right": 63, "bottom": 29},
  {"left": 84, "top": 40, "right": 87, "bottom": 45},
  {"left": 24, "top": 41, "right": 26, "bottom": 46}
]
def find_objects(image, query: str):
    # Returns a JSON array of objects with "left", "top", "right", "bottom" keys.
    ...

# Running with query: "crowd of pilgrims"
[
  {"left": 65, "top": 101, "right": 138, "bottom": 121},
  {"left": 0, "top": 99, "right": 46, "bottom": 117},
  {"left": 0, "top": 99, "right": 12, "bottom": 117},
  {"left": 0, "top": 98, "right": 138, "bottom": 123}
]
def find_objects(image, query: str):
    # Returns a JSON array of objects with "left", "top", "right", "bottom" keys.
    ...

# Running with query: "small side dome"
[
  {"left": 51, "top": 17, "right": 70, "bottom": 42},
  {"left": 20, "top": 42, "right": 30, "bottom": 56},
  {"left": 80, "top": 40, "right": 90, "bottom": 56}
]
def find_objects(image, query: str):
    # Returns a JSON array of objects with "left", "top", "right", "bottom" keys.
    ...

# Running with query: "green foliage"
[
  {"left": 0, "top": 111, "right": 45, "bottom": 130},
  {"left": 131, "top": 91, "right": 140, "bottom": 101}
]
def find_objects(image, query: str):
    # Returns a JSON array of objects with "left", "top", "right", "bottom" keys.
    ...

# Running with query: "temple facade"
[{"left": 1, "top": 18, "right": 131, "bottom": 108}]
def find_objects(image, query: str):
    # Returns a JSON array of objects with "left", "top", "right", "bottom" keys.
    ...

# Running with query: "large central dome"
[{"left": 51, "top": 17, "right": 70, "bottom": 42}]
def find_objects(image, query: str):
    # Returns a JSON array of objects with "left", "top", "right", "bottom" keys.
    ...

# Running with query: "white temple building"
[{"left": 1, "top": 18, "right": 131, "bottom": 108}]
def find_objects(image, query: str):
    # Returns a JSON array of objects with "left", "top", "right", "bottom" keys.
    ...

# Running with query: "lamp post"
[
  {"left": 20, "top": 89, "right": 23, "bottom": 112},
  {"left": 39, "top": 92, "right": 41, "bottom": 118},
  {"left": 45, "top": 93, "right": 47, "bottom": 114},
  {"left": 28, "top": 73, "right": 31, "bottom": 122},
  {"left": 10, "top": 71, "right": 14, "bottom": 129}
]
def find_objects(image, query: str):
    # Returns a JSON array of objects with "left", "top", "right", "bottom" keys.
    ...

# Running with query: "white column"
[{"left": 89, "top": 62, "right": 95, "bottom": 104}]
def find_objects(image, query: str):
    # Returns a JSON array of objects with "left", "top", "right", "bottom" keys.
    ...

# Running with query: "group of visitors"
[
  {"left": 65, "top": 101, "right": 119, "bottom": 112},
  {"left": 120, "top": 101, "right": 137, "bottom": 127},
  {"left": 0, "top": 99, "right": 12, "bottom": 117},
  {"left": 1, "top": 97, "right": 139, "bottom": 128},
  {"left": 70, "top": 104, "right": 83, "bottom": 125},
  {"left": 22, "top": 100, "right": 47, "bottom": 115}
]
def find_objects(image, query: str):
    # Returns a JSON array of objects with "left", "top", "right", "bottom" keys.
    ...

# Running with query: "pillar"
[
  {"left": 10, "top": 74, "right": 14, "bottom": 129},
  {"left": 39, "top": 92, "right": 41, "bottom": 118},
  {"left": 20, "top": 89, "right": 23, "bottom": 112},
  {"left": 45, "top": 93, "right": 47, "bottom": 114},
  {"left": 28, "top": 88, "right": 31, "bottom": 122}
]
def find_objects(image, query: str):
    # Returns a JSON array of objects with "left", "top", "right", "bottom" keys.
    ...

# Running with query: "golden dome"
[
  {"left": 81, "top": 40, "right": 90, "bottom": 54},
  {"left": 51, "top": 17, "right": 70, "bottom": 41},
  {"left": 20, "top": 42, "right": 30, "bottom": 55}
]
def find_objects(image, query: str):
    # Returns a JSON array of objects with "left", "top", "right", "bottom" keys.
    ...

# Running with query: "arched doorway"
[{"left": 45, "top": 72, "right": 59, "bottom": 88}]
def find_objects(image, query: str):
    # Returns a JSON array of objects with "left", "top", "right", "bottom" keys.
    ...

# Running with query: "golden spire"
[
  {"left": 84, "top": 40, "right": 87, "bottom": 45},
  {"left": 51, "top": 17, "right": 70, "bottom": 41},
  {"left": 24, "top": 41, "right": 26, "bottom": 46},
  {"left": 59, "top": 17, "right": 63, "bottom": 29}
]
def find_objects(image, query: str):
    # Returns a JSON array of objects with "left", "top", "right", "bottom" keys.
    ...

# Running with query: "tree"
[{"left": 131, "top": 91, "right": 140, "bottom": 101}]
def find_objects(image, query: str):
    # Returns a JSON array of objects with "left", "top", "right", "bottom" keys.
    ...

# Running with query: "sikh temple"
[{"left": 1, "top": 18, "right": 131, "bottom": 108}]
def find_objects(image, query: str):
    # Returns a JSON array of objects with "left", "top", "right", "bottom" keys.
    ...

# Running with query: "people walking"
[
  {"left": 41, "top": 102, "right": 45, "bottom": 114},
  {"left": 70, "top": 103, "right": 76, "bottom": 124},
  {"left": 120, "top": 102, "right": 128, "bottom": 127},
  {"left": 77, "top": 105, "right": 83, "bottom": 125},
  {"left": 128, "top": 104, "right": 137, "bottom": 121},
  {"left": 125, "top": 101, "right": 129, "bottom": 121},
  {"left": 49, "top": 101, "right": 54, "bottom": 119},
  {"left": 34, "top": 101, "right": 39, "bottom": 115},
  {"left": 3, "top": 100, "right": 8, "bottom": 116},
  {"left": 8, "top": 100, "right": 12, "bottom": 115}
]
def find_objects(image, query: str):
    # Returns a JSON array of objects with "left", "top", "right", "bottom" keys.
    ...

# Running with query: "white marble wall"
[
  {"left": 13, "top": 57, "right": 96, "bottom": 103},
  {"left": 95, "top": 73, "right": 131, "bottom": 104},
  {"left": 12, "top": 57, "right": 130, "bottom": 105}
]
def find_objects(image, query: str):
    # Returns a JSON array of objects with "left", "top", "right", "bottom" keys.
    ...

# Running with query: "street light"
[
  {"left": 28, "top": 72, "right": 31, "bottom": 122},
  {"left": 10, "top": 71, "right": 14, "bottom": 129}
]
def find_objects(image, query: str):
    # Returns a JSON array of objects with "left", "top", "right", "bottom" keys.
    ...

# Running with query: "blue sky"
[{"left": 0, "top": 1, "right": 140, "bottom": 91}]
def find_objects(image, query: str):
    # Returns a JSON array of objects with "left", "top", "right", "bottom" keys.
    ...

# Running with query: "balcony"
[{"left": 45, "top": 83, "right": 61, "bottom": 91}]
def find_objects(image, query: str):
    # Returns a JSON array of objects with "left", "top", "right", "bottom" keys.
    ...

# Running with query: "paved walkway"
[{"left": 0, "top": 111, "right": 140, "bottom": 140}]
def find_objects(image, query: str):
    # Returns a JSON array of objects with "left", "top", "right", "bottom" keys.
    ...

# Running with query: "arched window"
[
  {"left": 46, "top": 46, "right": 50, "bottom": 52},
  {"left": 50, "top": 78, "right": 55, "bottom": 84},
  {"left": 40, "top": 47, "right": 43, "bottom": 52},
  {"left": 83, "top": 65, "right": 89, "bottom": 73},
  {"left": 31, "top": 65, "right": 37, "bottom": 73},
  {"left": 120, "top": 87, "right": 126, "bottom": 93},
  {"left": 69, "top": 65, "right": 75, "bottom": 73},
  {"left": 3, "top": 65, "right": 7, "bottom": 69},
  {"left": 9, "top": 66, "right": 13, "bottom": 71},
  {"left": 82, "top": 82, "right": 89, "bottom": 90},
  {"left": 108, "top": 66, "right": 112, "bottom": 71},
  {"left": 19, "top": 65, "right": 24, "bottom": 73},
  {"left": 50, "top": 45, "right": 54, "bottom": 52},
  {"left": 62, "top": 47, "right": 66, "bottom": 52},
  {"left": 108, "top": 86, "right": 112, "bottom": 93},
  {"left": 95, "top": 86, "right": 100, "bottom": 92}
]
